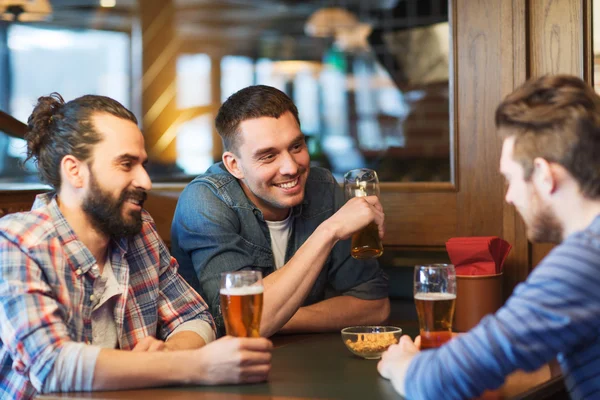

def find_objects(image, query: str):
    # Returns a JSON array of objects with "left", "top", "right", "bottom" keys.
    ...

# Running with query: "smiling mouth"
[
  {"left": 125, "top": 191, "right": 147, "bottom": 208},
  {"left": 274, "top": 178, "right": 299, "bottom": 189}
]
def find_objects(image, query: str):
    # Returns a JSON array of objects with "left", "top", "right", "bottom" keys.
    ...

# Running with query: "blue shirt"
[
  {"left": 171, "top": 163, "right": 389, "bottom": 336},
  {"left": 406, "top": 215, "right": 600, "bottom": 400}
]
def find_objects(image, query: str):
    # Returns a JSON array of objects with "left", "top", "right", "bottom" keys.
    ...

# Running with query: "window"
[{"left": 0, "top": 24, "right": 130, "bottom": 183}]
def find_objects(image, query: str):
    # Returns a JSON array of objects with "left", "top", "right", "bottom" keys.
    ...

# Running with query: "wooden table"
[{"left": 39, "top": 332, "right": 564, "bottom": 400}]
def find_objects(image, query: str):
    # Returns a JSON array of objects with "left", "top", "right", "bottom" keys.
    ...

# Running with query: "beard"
[
  {"left": 525, "top": 188, "right": 563, "bottom": 243},
  {"left": 82, "top": 171, "right": 147, "bottom": 238}
]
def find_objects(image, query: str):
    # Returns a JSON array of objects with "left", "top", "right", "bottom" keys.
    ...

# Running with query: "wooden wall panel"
[
  {"left": 0, "top": 190, "right": 43, "bottom": 217},
  {"left": 455, "top": 0, "right": 528, "bottom": 298},
  {"left": 530, "top": 0, "right": 583, "bottom": 77},
  {"left": 502, "top": 0, "right": 530, "bottom": 298},
  {"left": 380, "top": 190, "right": 457, "bottom": 247},
  {"left": 528, "top": 0, "right": 586, "bottom": 266}
]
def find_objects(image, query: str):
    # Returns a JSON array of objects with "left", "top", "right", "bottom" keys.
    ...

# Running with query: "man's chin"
[{"left": 527, "top": 227, "right": 563, "bottom": 243}]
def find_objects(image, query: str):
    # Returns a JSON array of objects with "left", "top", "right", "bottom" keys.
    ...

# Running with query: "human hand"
[
  {"left": 327, "top": 195, "right": 385, "bottom": 241},
  {"left": 132, "top": 336, "right": 168, "bottom": 352},
  {"left": 377, "top": 335, "right": 419, "bottom": 396},
  {"left": 193, "top": 336, "right": 273, "bottom": 385}
]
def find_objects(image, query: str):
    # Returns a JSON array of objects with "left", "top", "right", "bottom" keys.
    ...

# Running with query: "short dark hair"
[
  {"left": 25, "top": 93, "right": 137, "bottom": 191},
  {"left": 495, "top": 74, "right": 600, "bottom": 199},
  {"left": 215, "top": 85, "right": 300, "bottom": 153}
]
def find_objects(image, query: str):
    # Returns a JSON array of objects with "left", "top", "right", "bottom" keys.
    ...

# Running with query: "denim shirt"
[{"left": 171, "top": 163, "right": 389, "bottom": 336}]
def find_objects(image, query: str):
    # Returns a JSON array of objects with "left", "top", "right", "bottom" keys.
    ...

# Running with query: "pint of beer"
[
  {"left": 344, "top": 168, "right": 384, "bottom": 259},
  {"left": 220, "top": 271, "right": 264, "bottom": 337},
  {"left": 415, "top": 292, "right": 457, "bottom": 349},
  {"left": 414, "top": 264, "right": 457, "bottom": 349}
]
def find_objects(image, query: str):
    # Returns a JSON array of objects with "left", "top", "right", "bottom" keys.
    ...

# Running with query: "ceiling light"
[
  {"left": 0, "top": 0, "right": 52, "bottom": 22},
  {"left": 304, "top": 7, "right": 359, "bottom": 38},
  {"left": 100, "top": 0, "right": 116, "bottom": 8}
]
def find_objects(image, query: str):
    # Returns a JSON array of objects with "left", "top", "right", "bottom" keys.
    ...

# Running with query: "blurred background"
[{"left": 0, "top": 0, "right": 450, "bottom": 184}]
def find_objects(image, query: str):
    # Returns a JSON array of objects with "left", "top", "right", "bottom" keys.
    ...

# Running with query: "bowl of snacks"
[{"left": 341, "top": 326, "right": 402, "bottom": 359}]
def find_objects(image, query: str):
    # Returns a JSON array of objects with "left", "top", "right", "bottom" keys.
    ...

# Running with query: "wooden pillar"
[
  {"left": 528, "top": 0, "right": 588, "bottom": 266},
  {"left": 137, "top": 0, "right": 179, "bottom": 166},
  {"left": 454, "top": 0, "right": 528, "bottom": 299}
]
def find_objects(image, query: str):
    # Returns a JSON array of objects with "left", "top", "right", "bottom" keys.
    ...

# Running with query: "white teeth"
[{"left": 276, "top": 179, "right": 298, "bottom": 189}]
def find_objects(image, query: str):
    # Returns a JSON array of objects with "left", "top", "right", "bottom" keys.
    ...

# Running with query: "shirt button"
[
  {"left": 90, "top": 294, "right": 96, "bottom": 302},
  {"left": 75, "top": 268, "right": 83, "bottom": 276}
]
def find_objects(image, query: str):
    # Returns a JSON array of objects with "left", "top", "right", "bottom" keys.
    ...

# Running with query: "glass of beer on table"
[
  {"left": 343, "top": 168, "right": 384, "bottom": 259},
  {"left": 414, "top": 264, "right": 456, "bottom": 349},
  {"left": 220, "top": 270, "right": 264, "bottom": 337}
]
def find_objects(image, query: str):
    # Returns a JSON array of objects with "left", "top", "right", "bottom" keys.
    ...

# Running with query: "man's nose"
[
  {"left": 279, "top": 152, "right": 299, "bottom": 176},
  {"left": 134, "top": 166, "right": 152, "bottom": 191}
]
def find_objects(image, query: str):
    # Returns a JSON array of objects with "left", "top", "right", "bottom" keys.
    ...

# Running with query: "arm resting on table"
[{"left": 279, "top": 296, "right": 390, "bottom": 333}]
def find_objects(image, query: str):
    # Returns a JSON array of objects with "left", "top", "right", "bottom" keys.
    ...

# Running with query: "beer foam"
[
  {"left": 220, "top": 286, "right": 264, "bottom": 296},
  {"left": 414, "top": 292, "right": 456, "bottom": 301}
]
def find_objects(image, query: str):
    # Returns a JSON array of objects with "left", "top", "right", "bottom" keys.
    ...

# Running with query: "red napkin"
[{"left": 445, "top": 237, "right": 512, "bottom": 275}]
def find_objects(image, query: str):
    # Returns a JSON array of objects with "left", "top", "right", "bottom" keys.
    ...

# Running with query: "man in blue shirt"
[
  {"left": 172, "top": 85, "right": 390, "bottom": 337},
  {"left": 378, "top": 75, "right": 600, "bottom": 399}
]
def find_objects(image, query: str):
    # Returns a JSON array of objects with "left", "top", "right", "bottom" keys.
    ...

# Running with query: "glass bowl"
[{"left": 341, "top": 326, "right": 402, "bottom": 359}]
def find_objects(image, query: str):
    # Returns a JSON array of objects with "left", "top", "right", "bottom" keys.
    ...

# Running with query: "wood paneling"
[
  {"left": 502, "top": 0, "right": 530, "bottom": 298},
  {"left": 454, "top": 0, "right": 529, "bottom": 298},
  {"left": 145, "top": 190, "right": 180, "bottom": 249},
  {"left": 380, "top": 189, "right": 457, "bottom": 247},
  {"left": 139, "top": 0, "right": 179, "bottom": 163},
  {"left": 530, "top": 0, "right": 583, "bottom": 77},
  {"left": 0, "top": 190, "right": 43, "bottom": 217},
  {"left": 528, "top": 0, "right": 587, "bottom": 267}
]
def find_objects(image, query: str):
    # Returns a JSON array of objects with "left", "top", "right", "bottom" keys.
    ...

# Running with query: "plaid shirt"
[{"left": 0, "top": 194, "right": 215, "bottom": 399}]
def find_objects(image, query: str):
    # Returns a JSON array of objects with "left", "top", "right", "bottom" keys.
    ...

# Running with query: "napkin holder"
[{"left": 454, "top": 272, "right": 503, "bottom": 332}]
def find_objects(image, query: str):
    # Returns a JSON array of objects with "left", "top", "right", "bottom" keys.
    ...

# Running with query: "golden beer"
[
  {"left": 351, "top": 222, "right": 384, "bottom": 259},
  {"left": 220, "top": 286, "right": 263, "bottom": 337},
  {"left": 414, "top": 292, "right": 456, "bottom": 349}
]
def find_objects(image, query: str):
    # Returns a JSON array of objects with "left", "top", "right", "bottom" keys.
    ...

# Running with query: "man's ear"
[
  {"left": 60, "top": 155, "right": 87, "bottom": 189},
  {"left": 222, "top": 151, "right": 244, "bottom": 179},
  {"left": 532, "top": 157, "right": 556, "bottom": 195}
]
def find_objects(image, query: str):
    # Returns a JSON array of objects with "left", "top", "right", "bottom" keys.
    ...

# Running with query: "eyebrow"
[
  {"left": 252, "top": 134, "right": 306, "bottom": 159},
  {"left": 115, "top": 153, "right": 148, "bottom": 166}
]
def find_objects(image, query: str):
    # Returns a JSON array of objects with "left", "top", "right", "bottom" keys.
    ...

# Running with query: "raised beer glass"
[
  {"left": 414, "top": 264, "right": 456, "bottom": 349},
  {"left": 220, "top": 270, "right": 264, "bottom": 337},
  {"left": 343, "top": 168, "right": 384, "bottom": 259}
]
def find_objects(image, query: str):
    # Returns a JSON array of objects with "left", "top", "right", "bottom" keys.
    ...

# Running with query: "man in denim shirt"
[{"left": 172, "top": 85, "right": 390, "bottom": 337}]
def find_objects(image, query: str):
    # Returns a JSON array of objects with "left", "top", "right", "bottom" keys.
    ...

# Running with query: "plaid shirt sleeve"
[
  {"left": 0, "top": 236, "right": 71, "bottom": 392},
  {"left": 149, "top": 218, "right": 216, "bottom": 340}
]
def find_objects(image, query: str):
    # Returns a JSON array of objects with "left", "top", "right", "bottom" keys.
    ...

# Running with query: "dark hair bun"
[{"left": 25, "top": 92, "right": 65, "bottom": 161}]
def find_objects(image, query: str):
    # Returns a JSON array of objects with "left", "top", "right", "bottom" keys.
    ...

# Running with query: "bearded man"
[
  {"left": 378, "top": 75, "right": 600, "bottom": 400},
  {"left": 0, "top": 93, "right": 272, "bottom": 399}
]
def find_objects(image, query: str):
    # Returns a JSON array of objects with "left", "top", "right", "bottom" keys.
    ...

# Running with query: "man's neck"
[
  {"left": 57, "top": 195, "right": 110, "bottom": 271},
  {"left": 556, "top": 192, "right": 600, "bottom": 239}
]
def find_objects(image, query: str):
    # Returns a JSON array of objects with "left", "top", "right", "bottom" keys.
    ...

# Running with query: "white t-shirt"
[{"left": 266, "top": 212, "right": 293, "bottom": 269}]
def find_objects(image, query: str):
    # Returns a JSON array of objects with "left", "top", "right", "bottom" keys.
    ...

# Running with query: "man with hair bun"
[
  {"left": 378, "top": 75, "right": 600, "bottom": 400},
  {"left": 0, "top": 93, "right": 272, "bottom": 399}
]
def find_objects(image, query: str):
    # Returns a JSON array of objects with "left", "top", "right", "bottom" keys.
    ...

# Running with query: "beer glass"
[
  {"left": 414, "top": 264, "right": 456, "bottom": 349},
  {"left": 343, "top": 168, "right": 384, "bottom": 259},
  {"left": 220, "top": 270, "right": 264, "bottom": 337}
]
